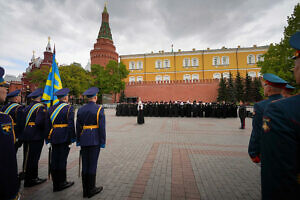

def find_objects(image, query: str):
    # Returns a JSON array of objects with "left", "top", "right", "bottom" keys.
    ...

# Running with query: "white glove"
[
  {"left": 68, "top": 143, "right": 73, "bottom": 148},
  {"left": 47, "top": 143, "right": 51, "bottom": 149}
]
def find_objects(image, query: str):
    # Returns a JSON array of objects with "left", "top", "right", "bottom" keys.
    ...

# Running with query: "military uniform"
[
  {"left": 1, "top": 89, "right": 24, "bottom": 151},
  {"left": 46, "top": 88, "right": 75, "bottom": 192},
  {"left": 0, "top": 67, "right": 20, "bottom": 200},
  {"left": 248, "top": 73, "right": 287, "bottom": 163},
  {"left": 238, "top": 104, "right": 247, "bottom": 129},
  {"left": 259, "top": 31, "right": 300, "bottom": 200},
  {"left": 21, "top": 88, "right": 48, "bottom": 187},
  {"left": 76, "top": 87, "right": 106, "bottom": 198}
]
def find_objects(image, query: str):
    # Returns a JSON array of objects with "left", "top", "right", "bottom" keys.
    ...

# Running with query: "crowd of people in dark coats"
[{"left": 116, "top": 101, "right": 238, "bottom": 118}]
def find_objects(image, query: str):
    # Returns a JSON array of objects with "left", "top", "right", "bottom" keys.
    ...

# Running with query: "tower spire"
[{"left": 97, "top": 3, "right": 112, "bottom": 40}]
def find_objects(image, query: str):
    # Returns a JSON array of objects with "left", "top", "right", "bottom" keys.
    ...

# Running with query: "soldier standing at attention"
[
  {"left": 260, "top": 31, "right": 300, "bottom": 200},
  {"left": 76, "top": 87, "right": 106, "bottom": 198},
  {"left": 1, "top": 89, "right": 24, "bottom": 151},
  {"left": 238, "top": 101, "right": 247, "bottom": 129},
  {"left": 248, "top": 73, "right": 287, "bottom": 164},
  {"left": 21, "top": 88, "right": 48, "bottom": 187},
  {"left": 46, "top": 88, "right": 75, "bottom": 192},
  {"left": 0, "top": 67, "right": 20, "bottom": 200}
]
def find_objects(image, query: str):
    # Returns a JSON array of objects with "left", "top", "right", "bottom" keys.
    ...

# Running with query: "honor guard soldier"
[
  {"left": 0, "top": 67, "right": 20, "bottom": 200},
  {"left": 21, "top": 88, "right": 47, "bottom": 187},
  {"left": 260, "top": 32, "right": 300, "bottom": 200},
  {"left": 46, "top": 88, "right": 75, "bottom": 192},
  {"left": 248, "top": 73, "right": 287, "bottom": 164},
  {"left": 76, "top": 87, "right": 106, "bottom": 198},
  {"left": 1, "top": 89, "right": 24, "bottom": 151}
]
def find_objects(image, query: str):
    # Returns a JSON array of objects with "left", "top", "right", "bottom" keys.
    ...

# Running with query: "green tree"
[
  {"left": 217, "top": 75, "right": 227, "bottom": 102},
  {"left": 252, "top": 78, "right": 263, "bottom": 102},
  {"left": 226, "top": 72, "right": 235, "bottom": 103},
  {"left": 244, "top": 73, "right": 253, "bottom": 103},
  {"left": 259, "top": 3, "right": 300, "bottom": 86},
  {"left": 91, "top": 61, "right": 129, "bottom": 102},
  {"left": 59, "top": 64, "right": 92, "bottom": 97},
  {"left": 235, "top": 71, "right": 244, "bottom": 102},
  {"left": 26, "top": 65, "right": 49, "bottom": 88}
]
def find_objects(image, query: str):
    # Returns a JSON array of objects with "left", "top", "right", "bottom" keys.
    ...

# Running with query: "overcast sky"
[{"left": 0, "top": 0, "right": 298, "bottom": 76}]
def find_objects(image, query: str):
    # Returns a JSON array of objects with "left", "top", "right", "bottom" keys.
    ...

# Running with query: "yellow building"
[{"left": 120, "top": 45, "right": 268, "bottom": 83}]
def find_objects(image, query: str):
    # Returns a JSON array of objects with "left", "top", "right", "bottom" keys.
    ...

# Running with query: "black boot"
[
  {"left": 82, "top": 173, "right": 88, "bottom": 198},
  {"left": 87, "top": 174, "right": 103, "bottom": 198},
  {"left": 57, "top": 169, "right": 74, "bottom": 191}
]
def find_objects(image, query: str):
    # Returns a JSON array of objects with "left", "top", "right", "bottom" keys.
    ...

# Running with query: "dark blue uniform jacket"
[{"left": 76, "top": 102, "right": 106, "bottom": 147}]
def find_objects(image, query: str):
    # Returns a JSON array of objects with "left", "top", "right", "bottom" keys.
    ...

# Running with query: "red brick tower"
[{"left": 90, "top": 4, "right": 118, "bottom": 67}]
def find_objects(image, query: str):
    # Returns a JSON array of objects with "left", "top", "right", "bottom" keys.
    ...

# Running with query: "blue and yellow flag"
[{"left": 42, "top": 53, "right": 62, "bottom": 107}]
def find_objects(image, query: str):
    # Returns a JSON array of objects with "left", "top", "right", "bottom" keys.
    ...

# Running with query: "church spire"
[
  {"left": 46, "top": 36, "right": 52, "bottom": 52},
  {"left": 97, "top": 3, "right": 112, "bottom": 40}
]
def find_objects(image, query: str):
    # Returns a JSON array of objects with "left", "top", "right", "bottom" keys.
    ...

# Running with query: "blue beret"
[
  {"left": 0, "top": 66, "right": 5, "bottom": 86},
  {"left": 83, "top": 87, "right": 99, "bottom": 98},
  {"left": 55, "top": 88, "right": 70, "bottom": 98},
  {"left": 285, "top": 84, "right": 295, "bottom": 90},
  {"left": 28, "top": 88, "right": 44, "bottom": 98},
  {"left": 7, "top": 89, "right": 21, "bottom": 98},
  {"left": 289, "top": 32, "right": 300, "bottom": 59}
]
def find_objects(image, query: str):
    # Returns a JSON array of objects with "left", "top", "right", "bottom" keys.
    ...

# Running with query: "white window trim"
[
  {"left": 213, "top": 73, "right": 221, "bottom": 79},
  {"left": 163, "top": 59, "right": 170, "bottom": 68},
  {"left": 163, "top": 75, "right": 170, "bottom": 82},
  {"left": 221, "top": 56, "right": 229, "bottom": 65},
  {"left": 129, "top": 61, "right": 135, "bottom": 70},
  {"left": 248, "top": 71, "right": 256, "bottom": 78},
  {"left": 223, "top": 72, "right": 230, "bottom": 79},
  {"left": 192, "top": 58, "right": 199, "bottom": 67},
  {"left": 247, "top": 54, "right": 255, "bottom": 64},
  {"left": 212, "top": 56, "right": 220, "bottom": 66},
  {"left": 183, "top": 74, "right": 191, "bottom": 81},
  {"left": 137, "top": 61, "right": 143, "bottom": 70},
  {"left": 155, "top": 60, "right": 162, "bottom": 69},
  {"left": 183, "top": 58, "right": 190, "bottom": 68},
  {"left": 129, "top": 76, "right": 135, "bottom": 82},
  {"left": 155, "top": 75, "right": 162, "bottom": 82},
  {"left": 256, "top": 54, "right": 264, "bottom": 62},
  {"left": 192, "top": 74, "right": 199, "bottom": 80}
]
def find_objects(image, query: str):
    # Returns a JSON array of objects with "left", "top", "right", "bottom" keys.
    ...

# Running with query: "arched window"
[
  {"left": 163, "top": 75, "right": 170, "bottom": 82},
  {"left": 223, "top": 72, "right": 230, "bottom": 79},
  {"left": 137, "top": 76, "right": 143, "bottom": 82},
  {"left": 155, "top": 60, "right": 162, "bottom": 69},
  {"left": 192, "top": 58, "right": 199, "bottom": 67},
  {"left": 257, "top": 54, "right": 264, "bottom": 62},
  {"left": 183, "top": 58, "right": 190, "bottom": 67},
  {"left": 247, "top": 54, "right": 255, "bottom": 64},
  {"left": 192, "top": 74, "right": 199, "bottom": 81},
  {"left": 213, "top": 56, "right": 220, "bottom": 66},
  {"left": 129, "top": 61, "right": 135, "bottom": 70},
  {"left": 248, "top": 71, "right": 256, "bottom": 78},
  {"left": 183, "top": 74, "right": 191, "bottom": 81},
  {"left": 155, "top": 75, "right": 162, "bottom": 82},
  {"left": 213, "top": 73, "right": 221, "bottom": 79},
  {"left": 222, "top": 56, "right": 229, "bottom": 65},
  {"left": 137, "top": 61, "right": 143, "bottom": 69},
  {"left": 164, "top": 59, "right": 170, "bottom": 68},
  {"left": 129, "top": 76, "right": 135, "bottom": 82}
]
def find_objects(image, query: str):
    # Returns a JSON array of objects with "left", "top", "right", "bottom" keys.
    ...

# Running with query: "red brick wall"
[{"left": 124, "top": 79, "right": 219, "bottom": 102}]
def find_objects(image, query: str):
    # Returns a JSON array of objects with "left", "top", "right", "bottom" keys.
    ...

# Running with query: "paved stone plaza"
[{"left": 17, "top": 109, "right": 260, "bottom": 200}]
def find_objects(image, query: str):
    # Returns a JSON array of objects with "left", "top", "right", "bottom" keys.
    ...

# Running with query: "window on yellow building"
[
  {"left": 222, "top": 56, "right": 229, "bottom": 65},
  {"left": 183, "top": 58, "right": 190, "bottom": 67},
  {"left": 137, "top": 61, "right": 143, "bottom": 69},
  {"left": 223, "top": 72, "right": 230, "bottom": 79},
  {"left": 192, "top": 58, "right": 198, "bottom": 67},
  {"left": 137, "top": 76, "right": 143, "bottom": 82},
  {"left": 213, "top": 73, "right": 221, "bottom": 79},
  {"left": 248, "top": 71, "right": 256, "bottom": 78},
  {"left": 257, "top": 54, "right": 264, "bottom": 62},
  {"left": 183, "top": 74, "right": 191, "bottom": 81},
  {"left": 163, "top": 75, "right": 170, "bottom": 82},
  {"left": 129, "top": 76, "right": 135, "bottom": 82},
  {"left": 156, "top": 60, "right": 162, "bottom": 69},
  {"left": 192, "top": 74, "right": 199, "bottom": 81},
  {"left": 164, "top": 59, "right": 170, "bottom": 68},
  {"left": 213, "top": 56, "right": 220, "bottom": 66},
  {"left": 247, "top": 55, "right": 255, "bottom": 64},
  {"left": 129, "top": 61, "right": 135, "bottom": 70},
  {"left": 155, "top": 75, "right": 162, "bottom": 82}
]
